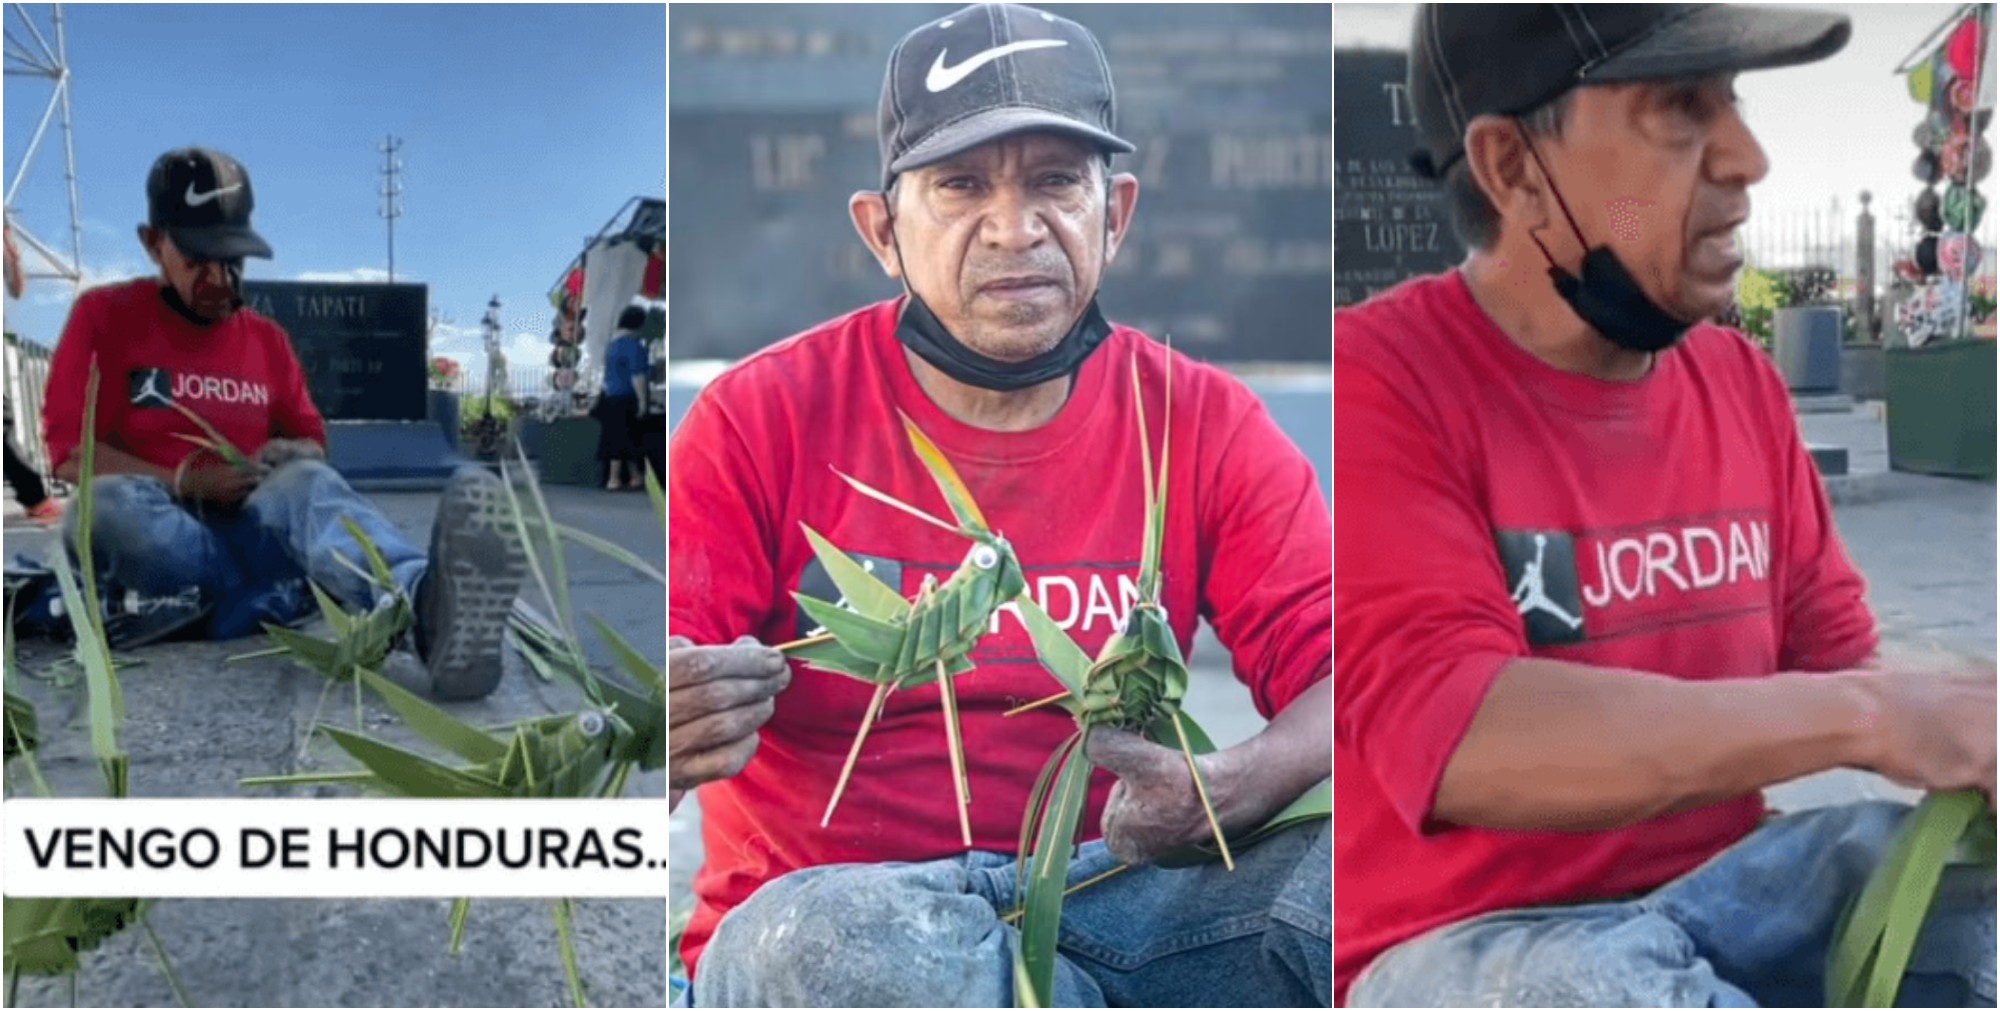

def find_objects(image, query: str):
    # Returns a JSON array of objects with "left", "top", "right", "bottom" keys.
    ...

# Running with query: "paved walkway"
[{"left": 5, "top": 483, "right": 666, "bottom": 1008}]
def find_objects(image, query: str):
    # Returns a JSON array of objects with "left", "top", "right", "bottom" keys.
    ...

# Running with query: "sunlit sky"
[
  {"left": 4, "top": 3, "right": 664, "bottom": 376},
  {"left": 1336, "top": 3, "right": 1997, "bottom": 268}
]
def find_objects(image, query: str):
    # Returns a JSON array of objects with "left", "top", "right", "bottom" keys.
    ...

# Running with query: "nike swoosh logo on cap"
[
  {"left": 925, "top": 39, "right": 1068, "bottom": 93},
  {"left": 185, "top": 183, "right": 243, "bottom": 208}
]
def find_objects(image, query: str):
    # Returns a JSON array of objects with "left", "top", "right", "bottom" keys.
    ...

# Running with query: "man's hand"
[
  {"left": 668, "top": 634, "right": 790, "bottom": 792},
  {"left": 1855, "top": 664, "right": 1996, "bottom": 801},
  {"left": 256, "top": 438, "right": 326, "bottom": 469},
  {"left": 1085, "top": 727, "right": 1227, "bottom": 865},
  {"left": 176, "top": 456, "right": 264, "bottom": 505}
]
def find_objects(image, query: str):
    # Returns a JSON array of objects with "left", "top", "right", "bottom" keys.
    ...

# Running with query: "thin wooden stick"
[
  {"left": 140, "top": 914, "right": 192, "bottom": 1008},
  {"left": 821, "top": 681, "right": 892, "bottom": 828},
  {"left": 939, "top": 656, "right": 972, "bottom": 847},
  {"left": 1173, "top": 711, "right": 1233, "bottom": 871},
  {"left": 1000, "top": 864, "right": 1135, "bottom": 925},
  {"left": 1003, "top": 690, "right": 1071, "bottom": 718},
  {"left": 773, "top": 632, "right": 834, "bottom": 652}
]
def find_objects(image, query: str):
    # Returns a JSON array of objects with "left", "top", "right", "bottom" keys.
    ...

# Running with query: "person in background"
[
  {"left": 596, "top": 304, "right": 650, "bottom": 490},
  {"left": 3, "top": 222, "right": 61, "bottom": 526}
]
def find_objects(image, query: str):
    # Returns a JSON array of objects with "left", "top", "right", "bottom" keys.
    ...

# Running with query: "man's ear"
[
  {"left": 1103, "top": 172, "right": 1140, "bottom": 264},
  {"left": 137, "top": 225, "right": 165, "bottom": 268},
  {"left": 1464, "top": 115, "right": 1550, "bottom": 237},
  {"left": 848, "top": 190, "right": 902, "bottom": 282}
]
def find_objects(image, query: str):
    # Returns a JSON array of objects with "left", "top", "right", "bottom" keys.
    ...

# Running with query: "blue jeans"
[
  {"left": 68, "top": 460, "right": 426, "bottom": 638},
  {"left": 685, "top": 820, "right": 1330, "bottom": 1007},
  {"left": 1348, "top": 801, "right": 1996, "bottom": 1008}
]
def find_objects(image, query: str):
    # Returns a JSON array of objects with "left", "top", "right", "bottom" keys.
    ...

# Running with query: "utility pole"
[{"left": 378, "top": 135, "right": 402, "bottom": 282}]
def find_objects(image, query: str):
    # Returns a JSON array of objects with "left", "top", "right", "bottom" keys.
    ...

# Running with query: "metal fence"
[
  {"left": 433, "top": 364, "right": 601, "bottom": 421},
  {"left": 1730, "top": 199, "right": 1901, "bottom": 335},
  {"left": 4, "top": 340, "right": 55, "bottom": 493}
]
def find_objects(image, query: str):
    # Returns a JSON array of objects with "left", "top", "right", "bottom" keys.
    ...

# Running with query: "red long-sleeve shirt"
[
  {"left": 42, "top": 279, "right": 324, "bottom": 475},
  {"left": 1333, "top": 272, "right": 1876, "bottom": 1003},
  {"left": 669, "top": 297, "right": 1331, "bottom": 976}
]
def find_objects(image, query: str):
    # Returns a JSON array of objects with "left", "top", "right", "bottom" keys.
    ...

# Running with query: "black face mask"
[
  {"left": 882, "top": 182, "right": 1115, "bottom": 393},
  {"left": 158, "top": 259, "right": 245, "bottom": 326},
  {"left": 894, "top": 288, "right": 1111, "bottom": 392},
  {"left": 1519, "top": 125, "right": 1693, "bottom": 354}
]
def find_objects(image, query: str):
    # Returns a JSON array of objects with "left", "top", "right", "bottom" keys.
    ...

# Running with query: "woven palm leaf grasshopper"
[
  {"left": 5, "top": 364, "right": 189, "bottom": 1006},
  {"left": 242, "top": 443, "right": 662, "bottom": 1008},
  {"left": 1826, "top": 789, "right": 1995, "bottom": 1006},
  {"left": 1004, "top": 346, "right": 1331, "bottom": 1006},
  {"left": 776, "top": 411, "right": 1026, "bottom": 848},
  {"left": 229, "top": 516, "right": 414, "bottom": 753}
]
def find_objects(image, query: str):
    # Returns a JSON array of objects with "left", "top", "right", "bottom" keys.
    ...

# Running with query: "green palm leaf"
[{"left": 1827, "top": 790, "right": 1993, "bottom": 1007}]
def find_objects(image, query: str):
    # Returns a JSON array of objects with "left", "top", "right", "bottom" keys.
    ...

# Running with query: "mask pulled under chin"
[
  {"left": 159, "top": 263, "right": 246, "bottom": 326},
  {"left": 894, "top": 291, "right": 1113, "bottom": 393},
  {"left": 1548, "top": 246, "right": 1694, "bottom": 355},
  {"left": 1515, "top": 121, "right": 1695, "bottom": 356}
]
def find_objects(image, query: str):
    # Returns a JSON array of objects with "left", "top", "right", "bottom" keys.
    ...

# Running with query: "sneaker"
[
  {"left": 413, "top": 466, "right": 527, "bottom": 700},
  {"left": 103, "top": 586, "right": 209, "bottom": 648},
  {"left": 5, "top": 557, "right": 207, "bottom": 648},
  {"left": 23, "top": 499, "right": 62, "bottom": 526}
]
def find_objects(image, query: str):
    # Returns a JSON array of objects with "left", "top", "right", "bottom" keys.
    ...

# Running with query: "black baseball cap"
[
  {"left": 145, "top": 147, "right": 274, "bottom": 260},
  {"left": 1409, "top": 4, "right": 1851, "bottom": 179},
  {"left": 877, "top": 3, "right": 1135, "bottom": 189}
]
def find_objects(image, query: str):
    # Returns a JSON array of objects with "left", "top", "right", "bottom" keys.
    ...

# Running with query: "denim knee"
[
  {"left": 701, "top": 861, "right": 1009, "bottom": 1007},
  {"left": 1350, "top": 906, "right": 1748, "bottom": 1008},
  {"left": 67, "top": 475, "right": 172, "bottom": 557},
  {"left": 250, "top": 458, "right": 343, "bottom": 502},
  {"left": 1266, "top": 822, "right": 1333, "bottom": 1003}
]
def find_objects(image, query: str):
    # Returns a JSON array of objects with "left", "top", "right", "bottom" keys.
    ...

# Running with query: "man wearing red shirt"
[
  {"left": 1336, "top": 7, "right": 1994, "bottom": 1006},
  {"left": 43, "top": 147, "right": 525, "bottom": 699},
  {"left": 669, "top": 4, "right": 1330, "bottom": 1006}
]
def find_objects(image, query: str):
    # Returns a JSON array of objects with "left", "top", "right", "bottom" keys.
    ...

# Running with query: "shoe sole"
[{"left": 424, "top": 467, "right": 528, "bottom": 700}]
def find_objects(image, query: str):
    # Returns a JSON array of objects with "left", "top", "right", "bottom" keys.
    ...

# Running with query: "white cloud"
[
  {"left": 292, "top": 267, "right": 396, "bottom": 284},
  {"left": 429, "top": 330, "right": 569, "bottom": 396},
  {"left": 427, "top": 322, "right": 485, "bottom": 356},
  {"left": 24, "top": 260, "right": 146, "bottom": 306}
]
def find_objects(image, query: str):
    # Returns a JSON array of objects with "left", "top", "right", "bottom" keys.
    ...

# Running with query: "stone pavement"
[
  {"left": 5, "top": 482, "right": 666, "bottom": 1008},
  {"left": 1767, "top": 403, "right": 1995, "bottom": 811}
]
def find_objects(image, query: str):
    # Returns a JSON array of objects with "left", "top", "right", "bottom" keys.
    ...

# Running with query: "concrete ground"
[
  {"left": 1769, "top": 404, "right": 1995, "bottom": 811},
  {"left": 5, "top": 481, "right": 666, "bottom": 1008}
]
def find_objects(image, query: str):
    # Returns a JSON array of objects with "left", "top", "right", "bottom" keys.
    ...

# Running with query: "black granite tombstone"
[
  {"left": 1334, "top": 49, "right": 1466, "bottom": 307},
  {"left": 670, "top": 4, "right": 1331, "bottom": 363},
  {"left": 242, "top": 281, "right": 429, "bottom": 422}
]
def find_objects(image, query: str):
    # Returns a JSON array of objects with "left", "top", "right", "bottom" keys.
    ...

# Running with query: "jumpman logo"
[
  {"left": 1511, "top": 533, "right": 1583, "bottom": 630},
  {"left": 130, "top": 368, "right": 173, "bottom": 408}
]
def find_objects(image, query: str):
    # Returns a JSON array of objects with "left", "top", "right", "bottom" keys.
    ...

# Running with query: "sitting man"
[
  {"left": 41, "top": 146, "right": 526, "bottom": 700},
  {"left": 1335, "top": 6, "right": 1994, "bottom": 1006},
  {"left": 669, "top": 4, "right": 1330, "bottom": 1006}
]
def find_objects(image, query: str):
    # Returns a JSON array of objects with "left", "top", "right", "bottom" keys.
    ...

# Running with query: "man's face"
[
  {"left": 144, "top": 229, "right": 241, "bottom": 324},
  {"left": 1531, "top": 75, "right": 1767, "bottom": 322},
  {"left": 876, "top": 132, "right": 1132, "bottom": 361}
]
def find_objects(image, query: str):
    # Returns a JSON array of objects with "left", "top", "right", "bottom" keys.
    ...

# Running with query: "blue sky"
[{"left": 4, "top": 2, "right": 663, "bottom": 376}]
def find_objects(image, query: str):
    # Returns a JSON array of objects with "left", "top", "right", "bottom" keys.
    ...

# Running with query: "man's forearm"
[
  {"left": 1208, "top": 675, "right": 1331, "bottom": 831},
  {"left": 1434, "top": 658, "right": 1875, "bottom": 833}
]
